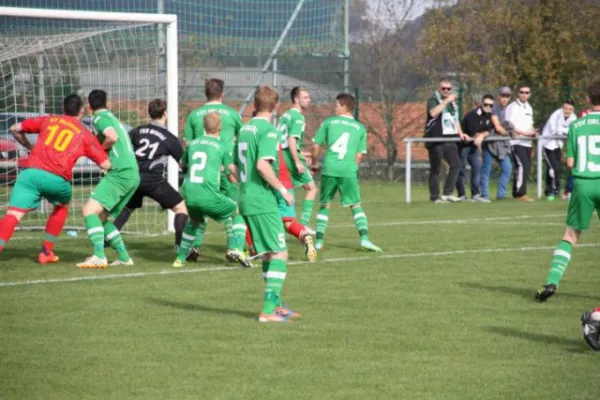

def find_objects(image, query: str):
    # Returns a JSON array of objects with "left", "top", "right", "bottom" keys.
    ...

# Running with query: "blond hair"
[
  {"left": 203, "top": 112, "right": 221, "bottom": 135},
  {"left": 254, "top": 85, "right": 279, "bottom": 113}
]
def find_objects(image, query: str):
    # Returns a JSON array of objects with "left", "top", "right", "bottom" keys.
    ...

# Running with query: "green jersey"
[
  {"left": 235, "top": 117, "right": 280, "bottom": 216},
  {"left": 181, "top": 135, "right": 232, "bottom": 196},
  {"left": 183, "top": 103, "right": 243, "bottom": 150},
  {"left": 567, "top": 112, "right": 600, "bottom": 179},
  {"left": 313, "top": 115, "right": 367, "bottom": 178},
  {"left": 278, "top": 108, "right": 306, "bottom": 153},
  {"left": 92, "top": 110, "right": 138, "bottom": 173}
]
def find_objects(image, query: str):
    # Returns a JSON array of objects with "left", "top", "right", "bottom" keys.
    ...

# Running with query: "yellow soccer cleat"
[
  {"left": 304, "top": 235, "right": 317, "bottom": 262},
  {"left": 172, "top": 259, "right": 184, "bottom": 268}
]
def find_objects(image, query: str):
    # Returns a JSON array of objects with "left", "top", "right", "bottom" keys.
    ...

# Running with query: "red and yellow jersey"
[{"left": 20, "top": 115, "right": 108, "bottom": 181}]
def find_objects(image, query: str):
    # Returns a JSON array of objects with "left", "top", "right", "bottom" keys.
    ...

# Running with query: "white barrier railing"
[{"left": 403, "top": 136, "right": 567, "bottom": 203}]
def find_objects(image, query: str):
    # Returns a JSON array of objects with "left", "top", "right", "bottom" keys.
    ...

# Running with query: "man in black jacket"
[{"left": 456, "top": 95, "right": 495, "bottom": 202}]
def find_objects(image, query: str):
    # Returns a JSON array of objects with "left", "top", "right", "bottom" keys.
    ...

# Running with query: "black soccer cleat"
[
  {"left": 582, "top": 312, "right": 600, "bottom": 351},
  {"left": 535, "top": 283, "right": 557, "bottom": 302},
  {"left": 186, "top": 247, "right": 200, "bottom": 262}
]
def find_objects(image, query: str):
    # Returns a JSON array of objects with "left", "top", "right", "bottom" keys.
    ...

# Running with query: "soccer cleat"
[
  {"left": 441, "top": 195, "right": 461, "bottom": 202},
  {"left": 303, "top": 226, "right": 316, "bottom": 236},
  {"left": 172, "top": 259, "right": 184, "bottom": 268},
  {"left": 360, "top": 239, "right": 382, "bottom": 252},
  {"left": 304, "top": 235, "right": 317, "bottom": 262},
  {"left": 275, "top": 304, "right": 301, "bottom": 319},
  {"left": 516, "top": 195, "right": 534, "bottom": 202},
  {"left": 472, "top": 195, "right": 491, "bottom": 203},
  {"left": 535, "top": 283, "right": 557, "bottom": 302},
  {"left": 186, "top": 247, "right": 200, "bottom": 262},
  {"left": 38, "top": 251, "right": 59, "bottom": 264},
  {"left": 76, "top": 255, "right": 108, "bottom": 269},
  {"left": 226, "top": 249, "right": 253, "bottom": 268},
  {"left": 433, "top": 198, "right": 449, "bottom": 204},
  {"left": 315, "top": 239, "right": 324, "bottom": 251},
  {"left": 258, "top": 312, "right": 290, "bottom": 323},
  {"left": 109, "top": 258, "right": 134, "bottom": 267}
]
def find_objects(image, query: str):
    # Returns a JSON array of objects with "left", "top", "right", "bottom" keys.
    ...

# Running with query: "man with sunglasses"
[
  {"left": 456, "top": 95, "right": 495, "bottom": 202},
  {"left": 505, "top": 85, "right": 537, "bottom": 201},
  {"left": 424, "top": 77, "right": 469, "bottom": 203}
]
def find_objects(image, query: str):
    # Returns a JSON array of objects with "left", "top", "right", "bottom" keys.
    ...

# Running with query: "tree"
[
  {"left": 350, "top": 0, "right": 443, "bottom": 180},
  {"left": 419, "top": 0, "right": 600, "bottom": 124}
]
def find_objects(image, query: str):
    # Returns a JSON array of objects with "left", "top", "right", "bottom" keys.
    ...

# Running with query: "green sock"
[
  {"left": 192, "top": 222, "right": 206, "bottom": 248},
  {"left": 351, "top": 206, "right": 369, "bottom": 240},
  {"left": 262, "top": 259, "right": 286, "bottom": 314},
  {"left": 262, "top": 260, "right": 270, "bottom": 282},
  {"left": 546, "top": 240, "right": 573, "bottom": 286},
  {"left": 315, "top": 207, "right": 329, "bottom": 241},
  {"left": 300, "top": 199, "right": 315, "bottom": 226},
  {"left": 232, "top": 215, "right": 246, "bottom": 251},
  {"left": 84, "top": 214, "right": 105, "bottom": 258},
  {"left": 177, "top": 222, "right": 198, "bottom": 261},
  {"left": 103, "top": 221, "right": 130, "bottom": 262},
  {"left": 224, "top": 217, "right": 235, "bottom": 250}
]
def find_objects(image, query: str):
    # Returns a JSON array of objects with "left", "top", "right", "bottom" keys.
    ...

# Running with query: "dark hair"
[
  {"left": 148, "top": 98, "right": 167, "bottom": 119},
  {"left": 336, "top": 93, "right": 356, "bottom": 113},
  {"left": 63, "top": 94, "right": 83, "bottom": 116},
  {"left": 564, "top": 99, "right": 575, "bottom": 107},
  {"left": 439, "top": 76, "right": 452, "bottom": 84},
  {"left": 88, "top": 89, "right": 107, "bottom": 111},
  {"left": 205, "top": 78, "right": 224, "bottom": 101},
  {"left": 517, "top": 84, "right": 531, "bottom": 91},
  {"left": 482, "top": 94, "right": 494, "bottom": 102},
  {"left": 290, "top": 86, "right": 306, "bottom": 103},
  {"left": 588, "top": 81, "right": 600, "bottom": 106}
]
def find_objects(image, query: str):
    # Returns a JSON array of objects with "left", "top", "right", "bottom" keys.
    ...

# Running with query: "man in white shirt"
[
  {"left": 504, "top": 85, "right": 537, "bottom": 201},
  {"left": 541, "top": 100, "right": 576, "bottom": 200}
]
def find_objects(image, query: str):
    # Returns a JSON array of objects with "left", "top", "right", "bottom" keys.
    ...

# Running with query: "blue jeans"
[
  {"left": 456, "top": 144, "right": 482, "bottom": 197},
  {"left": 480, "top": 146, "right": 512, "bottom": 199}
]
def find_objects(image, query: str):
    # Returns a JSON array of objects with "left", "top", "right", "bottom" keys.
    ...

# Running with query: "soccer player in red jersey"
[{"left": 0, "top": 94, "right": 110, "bottom": 263}]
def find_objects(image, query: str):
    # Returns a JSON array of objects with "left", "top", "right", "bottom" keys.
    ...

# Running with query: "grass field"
[{"left": 1, "top": 182, "right": 599, "bottom": 400}]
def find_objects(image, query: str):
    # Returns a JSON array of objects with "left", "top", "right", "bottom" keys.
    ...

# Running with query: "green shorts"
[
  {"left": 566, "top": 178, "right": 600, "bottom": 231},
  {"left": 8, "top": 168, "right": 71, "bottom": 211},
  {"left": 91, "top": 170, "right": 140, "bottom": 219},
  {"left": 244, "top": 212, "right": 287, "bottom": 255},
  {"left": 277, "top": 191, "right": 296, "bottom": 221},
  {"left": 283, "top": 151, "right": 314, "bottom": 188},
  {"left": 219, "top": 174, "right": 239, "bottom": 202},
  {"left": 185, "top": 191, "right": 237, "bottom": 223},
  {"left": 319, "top": 175, "right": 361, "bottom": 207}
]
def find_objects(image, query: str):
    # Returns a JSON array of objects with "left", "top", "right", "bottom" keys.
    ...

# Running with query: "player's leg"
[
  {"left": 206, "top": 196, "right": 251, "bottom": 268},
  {"left": 535, "top": 179, "right": 594, "bottom": 302},
  {"left": 105, "top": 189, "right": 141, "bottom": 248},
  {"left": 144, "top": 179, "right": 189, "bottom": 248},
  {"left": 0, "top": 169, "right": 40, "bottom": 252},
  {"left": 220, "top": 177, "right": 241, "bottom": 257},
  {"left": 79, "top": 197, "right": 110, "bottom": 268},
  {"left": 293, "top": 157, "right": 317, "bottom": 226},
  {"left": 38, "top": 175, "right": 73, "bottom": 263},
  {"left": 315, "top": 175, "right": 337, "bottom": 250},
  {"left": 278, "top": 191, "right": 316, "bottom": 261},
  {"left": 173, "top": 207, "right": 204, "bottom": 268},
  {"left": 246, "top": 213, "right": 295, "bottom": 322},
  {"left": 340, "top": 176, "right": 382, "bottom": 252},
  {"left": 105, "top": 177, "right": 140, "bottom": 266}
]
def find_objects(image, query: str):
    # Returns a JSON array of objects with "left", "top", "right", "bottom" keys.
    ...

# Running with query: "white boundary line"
[{"left": 2, "top": 242, "right": 598, "bottom": 288}]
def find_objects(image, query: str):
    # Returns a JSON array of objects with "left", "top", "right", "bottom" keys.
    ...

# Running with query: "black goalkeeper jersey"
[{"left": 129, "top": 122, "right": 183, "bottom": 177}]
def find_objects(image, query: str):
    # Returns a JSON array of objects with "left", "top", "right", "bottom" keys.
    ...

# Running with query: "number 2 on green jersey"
[
  {"left": 331, "top": 132, "right": 350, "bottom": 160},
  {"left": 577, "top": 135, "right": 600, "bottom": 172},
  {"left": 190, "top": 151, "right": 207, "bottom": 183}
]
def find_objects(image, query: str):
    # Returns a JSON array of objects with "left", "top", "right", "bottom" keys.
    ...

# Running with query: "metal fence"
[{"left": 403, "top": 135, "right": 568, "bottom": 203}]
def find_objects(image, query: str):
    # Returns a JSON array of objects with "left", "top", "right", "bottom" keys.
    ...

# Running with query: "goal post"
[{"left": 0, "top": 6, "right": 178, "bottom": 236}]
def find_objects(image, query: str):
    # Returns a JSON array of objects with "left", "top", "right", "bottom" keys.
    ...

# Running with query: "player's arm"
[
  {"left": 257, "top": 131, "right": 294, "bottom": 205},
  {"left": 9, "top": 117, "right": 45, "bottom": 150},
  {"left": 223, "top": 150, "right": 237, "bottom": 183},
  {"left": 100, "top": 127, "right": 118, "bottom": 150},
  {"left": 85, "top": 132, "right": 111, "bottom": 171},
  {"left": 287, "top": 117, "right": 305, "bottom": 171},
  {"left": 167, "top": 134, "right": 185, "bottom": 162},
  {"left": 9, "top": 123, "right": 34, "bottom": 151},
  {"left": 182, "top": 115, "right": 194, "bottom": 147},
  {"left": 179, "top": 147, "right": 189, "bottom": 171},
  {"left": 355, "top": 127, "right": 367, "bottom": 165},
  {"left": 565, "top": 126, "right": 575, "bottom": 169},
  {"left": 311, "top": 121, "right": 327, "bottom": 171}
]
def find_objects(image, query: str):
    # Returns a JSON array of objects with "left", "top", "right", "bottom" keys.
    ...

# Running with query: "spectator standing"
[
  {"left": 424, "top": 77, "right": 470, "bottom": 203},
  {"left": 540, "top": 100, "right": 576, "bottom": 200},
  {"left": 457, "top": 95, "right": 495, "bottom": 202},
  {"left": 505, "top": 85, "right": 537, "bottom": 201},
  {"left": 481, "top": 87, "right": 513, "bottom": 200}
]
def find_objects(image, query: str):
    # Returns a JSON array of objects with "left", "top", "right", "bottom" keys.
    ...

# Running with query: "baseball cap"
[{"left": 497, "top": 86, "right": 512, "bottom": 95}]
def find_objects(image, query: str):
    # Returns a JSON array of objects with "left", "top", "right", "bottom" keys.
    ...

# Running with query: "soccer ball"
[{"left": 582, "top": 307, "right": 600, "bottom": 351}]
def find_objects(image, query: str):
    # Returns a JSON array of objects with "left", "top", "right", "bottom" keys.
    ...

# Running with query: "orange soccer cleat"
[{"left": 38, "top": 251, "right": 60, "bottom": 265}]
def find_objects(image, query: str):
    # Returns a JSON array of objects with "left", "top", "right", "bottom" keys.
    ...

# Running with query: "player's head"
[
  {"left": 587, "top": 80, "right": 600, "bottom": 106},
  {"left": 517, "top": 84, "right": 531, "bottom": 103},
  {"left": 254, "top": 85, "right": 279, "bottom": 113},
  {"left": 562, "top": 99, "right": 575, "bottom": 118},
  {"left": 291, "top": 87, "right": 311, "bottom": 110},
  {"left": 335, "top": 93, "right": 356, "bottom": 116},
  {"left": 438, "top": 77, "right": 453, "bottom": 99},
  {"left": 204, "top": 112, "right": 221, "bottom": 136},
  {"left": 481, "top": 94, "right": 494, "bottom": 114},
  {"left": 205, "top": 78, "right": 225, "bottom": 102},
  {"left": 88, "top": 89, "right": 108, "bottom": 111},
  {"left": 63, "top": 94, "right": 84, "bottom": 118},
  {"left": 148, "top": 98, "right": 167, "bottom": 121}
]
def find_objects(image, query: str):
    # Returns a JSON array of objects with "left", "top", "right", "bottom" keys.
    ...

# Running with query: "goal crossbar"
[{"left": 1, "top": 6, "right": 179, "bottom": 233}]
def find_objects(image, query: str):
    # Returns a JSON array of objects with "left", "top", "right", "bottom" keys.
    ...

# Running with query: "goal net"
[{"left": 0, "top": 7, "right": 179, "bottom": 238}]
